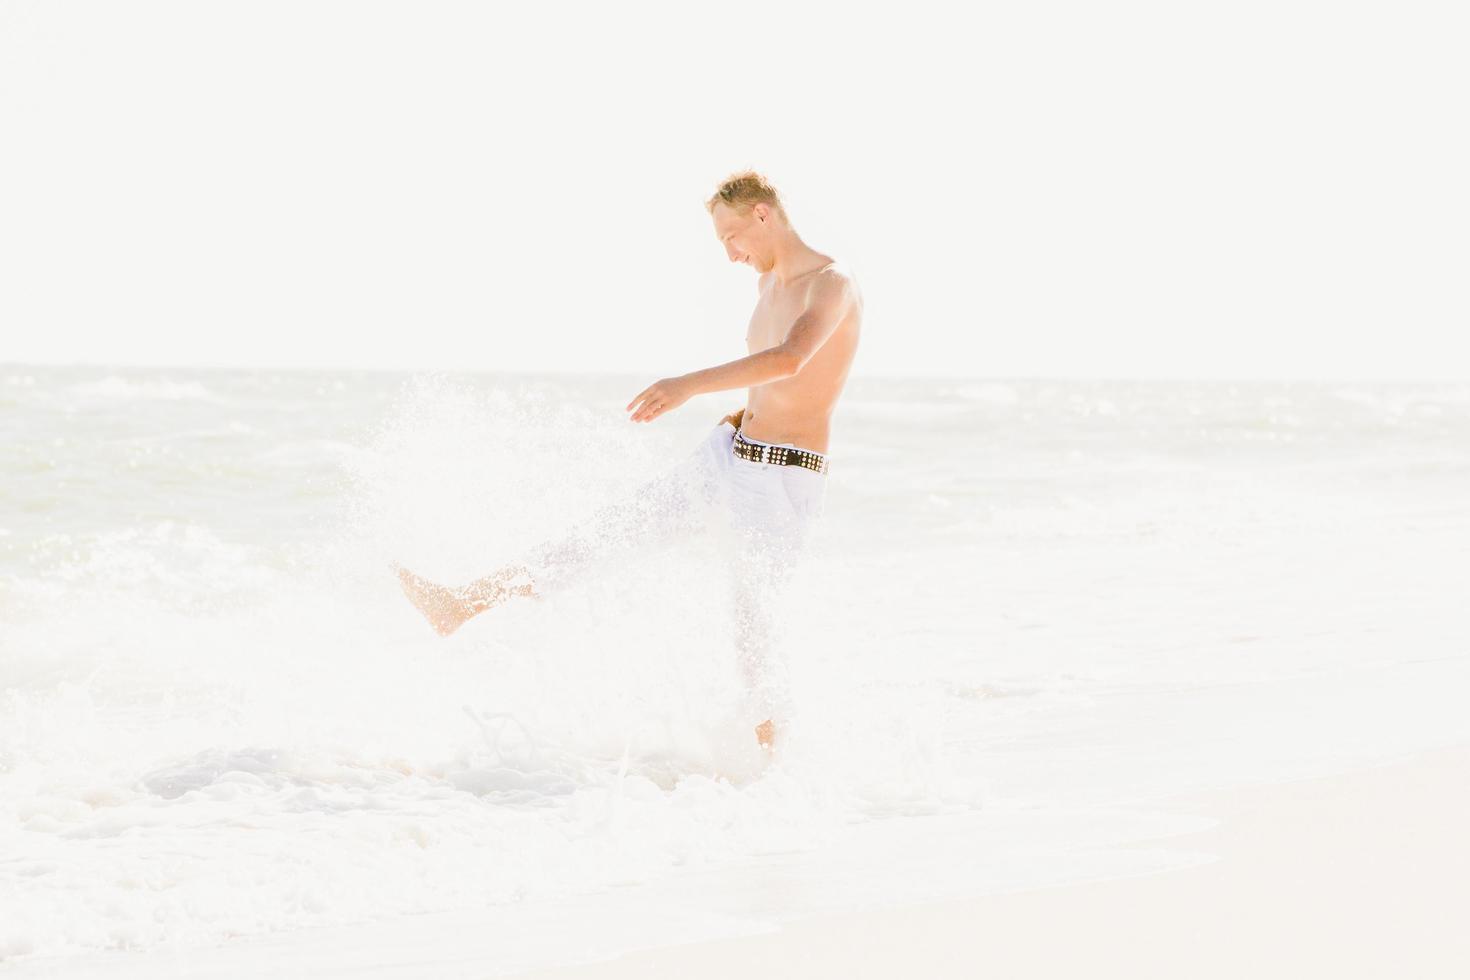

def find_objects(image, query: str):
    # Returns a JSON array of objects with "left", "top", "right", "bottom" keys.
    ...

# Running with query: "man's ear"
[{"left": 753, "top": 202, "right": 768, "bottom": 223}]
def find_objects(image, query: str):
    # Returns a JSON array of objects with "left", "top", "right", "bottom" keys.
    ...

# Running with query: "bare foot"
[
  {"left": 392, "top": 563, "right": 479, "bottom": 637},
  {"left": 391, "top": 562, "right": 539, "bottom": 637},
  {"left": 755, "top": 719, "right": 776, "bottom": 750}
]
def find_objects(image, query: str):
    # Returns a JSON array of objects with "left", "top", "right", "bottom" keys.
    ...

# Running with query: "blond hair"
[{"left": 705, "top": 170, "right": 787, "bottom": 218}]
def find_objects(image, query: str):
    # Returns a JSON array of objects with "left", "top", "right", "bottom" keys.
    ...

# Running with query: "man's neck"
[{"left": 767, "top": 231, "right": 823, "bottom": 287}]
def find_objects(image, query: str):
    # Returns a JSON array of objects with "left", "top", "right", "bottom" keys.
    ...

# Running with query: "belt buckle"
[{"left": 737, "top": 432, "right": 766, "bottom": 465}]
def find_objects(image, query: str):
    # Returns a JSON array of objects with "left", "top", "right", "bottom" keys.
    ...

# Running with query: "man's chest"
[{"left": 744, "top": 285, "right": 806, "bottom": 349}]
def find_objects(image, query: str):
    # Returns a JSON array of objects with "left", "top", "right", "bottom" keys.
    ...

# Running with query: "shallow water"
[{"left": 2, "top": 365, "right": 1468, "bottom": 965}]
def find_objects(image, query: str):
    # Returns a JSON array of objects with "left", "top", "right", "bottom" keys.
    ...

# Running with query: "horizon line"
[{"left": 1, "top": 359, "right": 1466, "bottom": 387}]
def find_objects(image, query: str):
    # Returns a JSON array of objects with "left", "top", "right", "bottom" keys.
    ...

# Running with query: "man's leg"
[
  {"left": 396, "top": 426, "right": 727, "bottom": 636},
  {"left": 730, "top": 539, "right": 802, "bottom": 750},
  {"left": 723, "top": 462, "right": 827, "bottom": 750}
]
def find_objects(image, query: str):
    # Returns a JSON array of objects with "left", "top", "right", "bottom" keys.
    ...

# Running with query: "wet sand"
[{"left": 511, "top": 741, "right": 1470, "bottom": 980}]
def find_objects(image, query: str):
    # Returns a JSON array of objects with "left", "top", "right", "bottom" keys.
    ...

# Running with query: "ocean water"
[{"left": 2, "top": 365, "right": 1468, "bottom": 970}]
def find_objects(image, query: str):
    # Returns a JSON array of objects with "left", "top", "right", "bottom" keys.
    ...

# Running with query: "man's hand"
[
  {"left": 626, "top": 376, "right": 696, "bottom": 423},
  {"left": 719, "top": 407, "right": 745, "bottom": 429}
]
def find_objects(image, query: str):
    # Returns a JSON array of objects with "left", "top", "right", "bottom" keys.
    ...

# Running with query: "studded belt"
[{"left": 733, "top": 429, "right": 830, "bottom": 474}]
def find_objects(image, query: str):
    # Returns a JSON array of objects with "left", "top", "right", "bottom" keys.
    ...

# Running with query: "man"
[{"left": 394, "top": 170, "right": 862, "bottom": 751}]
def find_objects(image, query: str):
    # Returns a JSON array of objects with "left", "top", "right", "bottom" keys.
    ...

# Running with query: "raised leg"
[
  {"left": 394, "top": 432, "right": 723, "bottom": 636},
  {"left": 508, "top": 436, "right": 722, "bottom": 598}
]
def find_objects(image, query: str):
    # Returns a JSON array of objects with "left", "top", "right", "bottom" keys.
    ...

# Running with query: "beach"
[
  {"left": 7, "top": 742, "right": 1465, "bottom": 978},
  {"left": 2, "top": 366, "right": 1468, "bottom": 975},
  {"left": 511, "top": 741, "right": 1470, "bottom": 979}
]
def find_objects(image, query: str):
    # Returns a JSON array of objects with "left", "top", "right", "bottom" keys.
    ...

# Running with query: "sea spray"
[{"left": 0, "top": 367, "right": 974, "bottom": 963}]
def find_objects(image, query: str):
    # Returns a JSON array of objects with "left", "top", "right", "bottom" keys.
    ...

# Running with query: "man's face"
[{"left": 711, "top": 201, "right": 774, "bottom": 272}]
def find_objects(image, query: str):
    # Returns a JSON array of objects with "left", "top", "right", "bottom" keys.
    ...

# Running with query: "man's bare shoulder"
[{"left": 807, "top": 262, "right": 859, "bottom": 306}]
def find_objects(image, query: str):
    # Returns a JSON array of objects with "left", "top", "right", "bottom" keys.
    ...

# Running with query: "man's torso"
[{"left": 739, "top": 258, "right": 861, "bottom": 456}]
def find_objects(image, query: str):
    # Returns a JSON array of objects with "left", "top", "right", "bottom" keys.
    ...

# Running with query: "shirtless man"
[{"left": 394, "top": 170, "right": 862, "bottom": 750}]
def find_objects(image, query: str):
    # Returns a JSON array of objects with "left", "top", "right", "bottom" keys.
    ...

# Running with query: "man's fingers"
[
  {"left": 631, "top": 399, "right": 663, "bottom": 423},
  {"left": 629, "top": 387, "right": 666, "bottom": 421},
  {"left": 628, "top": 385, "right": 661, "bottom": 412}
]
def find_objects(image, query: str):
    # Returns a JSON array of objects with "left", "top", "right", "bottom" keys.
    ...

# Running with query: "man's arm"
[
  {"left": 776, "top": 270, "right": 851, "bottom": 373},
  {"left": 627, "top": 349, "right": 794, "bottom": 422},
  {"left": 626, "top": 270, "right": 850, "bottom": 424},
  {"left": 680, "top": 347, "right": 800, "bottom": 396},
  {"left": 677, "top": 269, "right": 849, "bottom": 393}
]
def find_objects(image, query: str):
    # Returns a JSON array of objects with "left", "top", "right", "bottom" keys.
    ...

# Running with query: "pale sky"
[{"left": 1, "top": 0, "right": 1465, "bottom": 381}]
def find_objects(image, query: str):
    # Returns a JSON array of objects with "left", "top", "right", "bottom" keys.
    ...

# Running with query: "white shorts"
[{"left": 516, "top": 420, "right": 829, "bottom": 728}]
